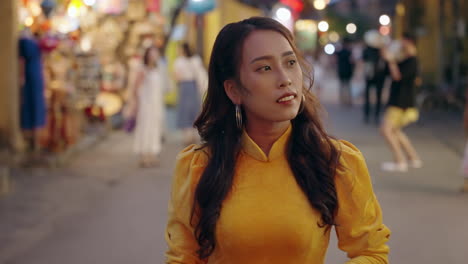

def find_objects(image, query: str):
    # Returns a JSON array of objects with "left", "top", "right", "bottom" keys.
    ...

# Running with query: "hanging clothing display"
[{"left": 19, "top": 36, "right": 46, "bottom": 130}]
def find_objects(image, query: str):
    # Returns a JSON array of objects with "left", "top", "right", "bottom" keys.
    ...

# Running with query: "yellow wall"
[
  {"left": 219, "top": 0, "right": 262, "bottom": 25},
  {"left": 0, "top": 0, "right": 22, "bottom": 151},
  {"left": 165, "top": 0, "right": 262, "bottom": 104},
  {"left": 203, "top": 0, "right": 262, "bottom": 64},
  {"left": 417, "top": 0, "right": 442, "bottom": 85}
]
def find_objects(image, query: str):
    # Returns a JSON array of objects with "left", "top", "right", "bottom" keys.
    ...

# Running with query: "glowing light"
[
  {"left": 19, "top": 7, "right": 29, "bottom": 24},
  {"left": 379, "top": 14, "right": 391, "bottom": 26},
  {"left": 25, "top": 17, "right": 34, "bottom": 27},
  {"left": 313, "top": 0, "right": 327, "bottom": 10},
  {"left": 379, "top": 25, "right": 391, "bottom": 35},
  {"left": 324, "top": 44, "right": 335, "bottom": 55},
  {"left": 276, "top": 7, "right": 291, "bottom": 21},
  {"left": 346, "top": 23, "right": 357, "bottom": 34},
  {"left": 318, "top": 21, "right": 329, "bottom": 32},
  {"left": 29, "top": 2, "right": 42, "bottom": 17},
  {"left": 68, "top": 6, "right": 79, "bottom": 17},
  {"left": 295, "top": 20, "right": 317, "bottom": 33},
  {"left": 80, "top": 36, "right": 92, "bottom": 52},
  {"left": 84, "top": 0, "right": 96, "bottom": 6},
  {"left": 52, "top": 15, "right": 80, "bottom": 34},
  {"left": 329, "top": 31, "right": 340, "bottom": 42},
  {"left": 68, "top": 0, "right": 85, "bottom": 17}
]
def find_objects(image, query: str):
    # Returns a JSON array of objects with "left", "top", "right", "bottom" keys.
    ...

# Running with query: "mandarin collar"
[{"left": 240, "top": 125, "right": 292, "bottom": 162}]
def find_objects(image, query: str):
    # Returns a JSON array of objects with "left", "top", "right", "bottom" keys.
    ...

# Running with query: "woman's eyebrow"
[{"left": 250, "top": 51, "right": 295, "bottom": 64}]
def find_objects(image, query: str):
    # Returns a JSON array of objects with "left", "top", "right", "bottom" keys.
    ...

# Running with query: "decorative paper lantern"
[
  {"left": 186, "top": 0, "right": 216, "bottom": 14},
  {"left": 146, "top": 0, "right": 160, "bottom": 13},
  {"left": 41, "top": 0, "right": 56, "bottom": 18},
  {"left": 96, "top": 0, "right": 128, "bottom": 15}
]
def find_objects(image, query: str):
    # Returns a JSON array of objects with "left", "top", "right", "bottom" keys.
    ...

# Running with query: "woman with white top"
[{"left": 173, "top": 43, "right": 204, "bottom": 145}]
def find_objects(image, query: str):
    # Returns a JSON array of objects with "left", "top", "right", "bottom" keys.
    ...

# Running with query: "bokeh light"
[
  {"left": 379, "top": 14, "right": 391, "bottom": 26},
  {"left": 83, "top": 0, "right": 96, "bottom": 6},
  {"left": 318, "top": 21, "right": 329, "bottom": 32},
  {"left": 329, "top": 31, "right": 340, "bottom": 42},
  {"left": 346, "top": 23, "right": 357, "bottom": 34},
  {"left": 24, "top": 17, "right": 34, "bottom": 27},
  {"left": 276, "top": 7, "right": 291, "bottom": 21},
  {"left": 313, "top": 0, "right": 327, "bottom": 10},
  {"left": 324, "top": 43, "right": 335, "bottom": 55}
]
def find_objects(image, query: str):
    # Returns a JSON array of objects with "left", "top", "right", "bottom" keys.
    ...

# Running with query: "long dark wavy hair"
[{"left": 192, "top": 16, "right": 341, "bottom": 260}]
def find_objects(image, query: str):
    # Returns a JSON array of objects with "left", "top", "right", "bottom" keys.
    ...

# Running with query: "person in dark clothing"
[
  {"left": 363, "top": 45, "right": 387, "bottom": 124},
  {"left": 380, "top": 33, "right": 422, "bottom": 172},
  {"left": 19, "top": 33, "right": 46, "bottom": 152},
  {"left": 335, "top": 37, "right": 354, "bottom": 106}
]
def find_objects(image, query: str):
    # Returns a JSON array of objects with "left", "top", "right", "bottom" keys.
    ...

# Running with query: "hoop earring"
[
  {"left": 298, "top": 94, "right": 306, "bottom": 114},
  {"left": 235, "top": 104, "right": 243, "bottom": 130}
]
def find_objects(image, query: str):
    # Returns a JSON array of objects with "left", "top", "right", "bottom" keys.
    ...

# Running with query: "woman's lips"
[{"left": 277, "top": 93, "right": 297, "bottom": 103}]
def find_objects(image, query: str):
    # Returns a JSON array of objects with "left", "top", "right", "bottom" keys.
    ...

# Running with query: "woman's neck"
[{"left": 245, "top": 121, "right": 290, "bottom": 156}]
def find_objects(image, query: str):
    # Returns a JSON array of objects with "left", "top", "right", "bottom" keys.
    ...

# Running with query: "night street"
[
  {"left": 1, "top": 1, "right": 467, "bottom": 263},
  {"left": 1, "top": 91, "right": 467, "bottom": 264}
]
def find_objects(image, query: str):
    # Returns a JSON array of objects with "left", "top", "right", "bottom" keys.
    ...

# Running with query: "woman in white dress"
[{"left": 132, "top": 46, "right": 167, "bottom": 167}]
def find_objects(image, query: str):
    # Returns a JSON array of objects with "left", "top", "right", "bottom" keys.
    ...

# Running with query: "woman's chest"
[{"left": 215, "top": 160, "right": 329, "bottom": 258}]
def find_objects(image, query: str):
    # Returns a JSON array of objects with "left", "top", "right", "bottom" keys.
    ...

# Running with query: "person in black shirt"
[
  {"left": 335, "top": 37, "right": 354, "bottom": 106},
  {"left": 363, "top": 44, "right": 387, "bottom": 124},
  {"left": 380, "top": 33, "right": 422, "bottom": 172}
]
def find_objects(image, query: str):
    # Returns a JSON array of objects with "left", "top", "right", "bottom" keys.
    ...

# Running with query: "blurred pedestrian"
[
  {"left": 461, "top": 86, "right": 468, "bottom": 192},
  {"left": 19, "top": 30, "right": 47, "bottom": 153},
  {"left": 172, "top": 42, "right": 206, "bottom": 145},
  {"left": 380, "top": 33, "right": 422, "bottom": 172},
  {"left": 335, "top": 37, "right": 355, "bottom": 106},
  {"left": 132, "top": 46, "right": 168, "bottom": 167},
  {"left": 165, "top": 17, "right": 390, "bottom": 264},
  {"left": 122, "top": 50, "right": 143, "bottom": 133},
  {"left": 363, "top": 30, "right": 387, "bottom": 124}
]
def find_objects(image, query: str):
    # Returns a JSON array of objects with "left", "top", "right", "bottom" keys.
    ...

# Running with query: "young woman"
[
  {"left": 165, "top": 17, "right": 390, "bottom": 263},
  {"left": 173, "top": 43, "right": 206, "bottom": 145},
  {"left": 132, "top": 46, "right": 167, "bottom": 167},
  {"left": 380, "top": 33, "right": 422, "bottom": 172}
]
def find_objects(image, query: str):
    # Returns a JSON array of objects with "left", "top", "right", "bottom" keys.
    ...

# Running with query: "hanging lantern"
[
  {"left": 41, "top": 0, "right": 56, "bottom": 18},
  {"left": 146, "top": 0, "right": 160, "bottom": 13},
  {"left": 186, "top": 0, "right": 216, "bottom": 15}
]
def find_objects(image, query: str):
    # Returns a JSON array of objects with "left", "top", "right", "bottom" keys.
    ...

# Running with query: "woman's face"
[{"left": 235, "top": 30, "right": 303, "bottom": 127}]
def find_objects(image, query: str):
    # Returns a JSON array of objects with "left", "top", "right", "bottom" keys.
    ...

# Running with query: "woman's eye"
[
  {"left": 288, "top": 60, "right": 297, "bottom": 66},
  {"left": 257, "top": 66, "right": 271, "bottom": 72}
]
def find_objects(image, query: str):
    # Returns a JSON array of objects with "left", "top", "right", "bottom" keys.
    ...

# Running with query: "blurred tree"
[
  {"left": 324, "top": 8, "right": 371, "bottom": 40},
  {"left": 163, "top": 0, "right": 188, "bottom": 54}
]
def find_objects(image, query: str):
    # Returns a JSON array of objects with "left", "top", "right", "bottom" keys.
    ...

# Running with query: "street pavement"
[{"left": 1, "top": 84, "right": 468, "bottom": 264}]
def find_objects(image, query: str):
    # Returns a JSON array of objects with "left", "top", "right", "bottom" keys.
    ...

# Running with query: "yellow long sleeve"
[
  {"left": 335, "top": 141, "right": 391, "bottom": 264},
  {"left": 165, "top": 145, "right": 207, "bottom": 264}
]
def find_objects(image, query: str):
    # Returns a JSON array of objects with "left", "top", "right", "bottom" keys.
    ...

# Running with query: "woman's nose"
[{"left": 278, "top": 68, "right": 292, "bottom": 88}]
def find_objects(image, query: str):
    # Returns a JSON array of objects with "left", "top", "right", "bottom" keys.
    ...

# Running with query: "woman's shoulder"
[
  {"left": 331, "top": 139, "right": 367, "bottom": 174},
  {"left": 176, "top": 144, "right": 210, "bottom": 169},
  {"left": 331, "top": 139, "right": 363, "bottom": 159},
  {"left": 330, "top": 139, "right": 373, "bottom": 192},
  {"left": 172, "top": 144, "right": 210, "bottom": 192}
]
